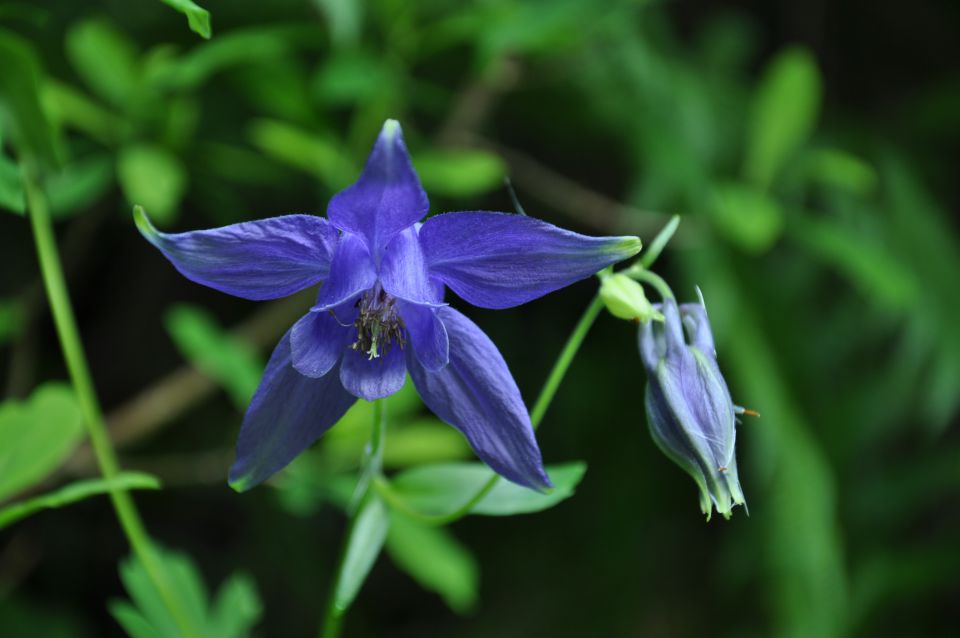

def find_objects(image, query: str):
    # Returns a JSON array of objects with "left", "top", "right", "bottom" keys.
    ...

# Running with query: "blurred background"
[{"left": 1, "top": 0, "right": 959, "bottom": 636}]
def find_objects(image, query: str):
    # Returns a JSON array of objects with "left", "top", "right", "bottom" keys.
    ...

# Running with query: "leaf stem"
[
  {"left": 23, "top": 173, "right": 199, "bottom": 638},
  {"left": 320, "top": 399, "right": 386, "bottom": 638}
]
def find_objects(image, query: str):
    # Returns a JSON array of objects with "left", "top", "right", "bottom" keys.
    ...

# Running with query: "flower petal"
[
  {"left": 340, "top": 344, "right": 407, "bottom": 401},
  {"left": 326, "top": 120, "right": 428, "bottom": 255},
  {"left": 380, "top": 226, "right": 443, "bottom": 305},
  {"left": 406, "top": 307, "right": 551, "bottom": 490},
  {"left": 290, "top": 310, "right": 352, "bottom": 378},
  {"left": 399, "top": 301, "right": 449, "bottom": 371},
  {"left": 229, "top": 332, "right": 356, "bottom": 491},
  {"left": 136, "top": 207, "right": 337, "bottom": 301},
  {"left": 313, "top": 231, "right": 377, "bottom": 310},
  {"left": 680, "top": 302, "right": 716, "bottom": 358},
  {"left": 419, "top": 211, "right": 642, "bottom": 309}
]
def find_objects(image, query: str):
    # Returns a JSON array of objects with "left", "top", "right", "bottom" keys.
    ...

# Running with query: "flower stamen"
[{"left": 351, "top": 286, "right": 405, "bottom": 360}]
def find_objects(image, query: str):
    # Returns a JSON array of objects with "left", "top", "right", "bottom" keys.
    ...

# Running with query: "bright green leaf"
[
  {"left": 802, "top": 148, "right": 877, "bottom": 196},
  {"left": 333, "top": 494, "right": 389, "bottom": 614},
  {"left": 164, "top": 304, "right": 263, "bottom": 409},
  {"left": 710, "top": 181, "right": 784, "bottom": 253},
  {"left": 0, "top": 383, "right": 84, "bottom": 503},
  {"left": 382, "top": 419, "right": 472, "bottom": 468},
  {"left": 0, "top": 472, "right": 160, "bottom": 530},
  {"left": 248, "top": 119, "right": 355, "bottom": 191},
  {"left": 744, "top": 46, "right": 822, "bottom": 188},
  {"left": 390, "top": 461, "right": 587, "bottom": 516},
  {"left": 65, "top": 19, "right": 140, "bottom": 108},
  {"left": 312, "top": 0, "right": 363, "bottom": 47},
  {"left": 160, "top": 0, "right": 212, "bottom": 40},
  {"left": 414, "top": 149, "right": 507, "bottom": 198},
  {"left": 386, "top": 513, "right": 479, "bottom": 613},
  {"left": 118, "top": 145, "right": 187, "bottom": 225}
]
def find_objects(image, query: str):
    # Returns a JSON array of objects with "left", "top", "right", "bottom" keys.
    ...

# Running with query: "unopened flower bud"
[{"left": 600, "top": 273, "right": 661, "bottom": 323}]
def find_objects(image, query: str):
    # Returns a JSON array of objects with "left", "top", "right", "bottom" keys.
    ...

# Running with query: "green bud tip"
[{"left": 600, "top": 273, "right": 662, "bottom": 323}]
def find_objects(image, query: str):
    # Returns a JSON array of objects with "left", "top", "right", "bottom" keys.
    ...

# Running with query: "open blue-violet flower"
[
  {"left": 137, "top": 120, "right": 641, "bottom": 492},
  {"left": 639, "top": 296, "right": 746, "bottom": 519}
]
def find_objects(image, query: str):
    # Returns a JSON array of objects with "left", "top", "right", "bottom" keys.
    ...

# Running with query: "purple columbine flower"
[
  {"left": 639, "top": 297, "right": 746, "bottom": 519},
  {"left": 137, "top": 120, "right": 641, "bottom": 492}
]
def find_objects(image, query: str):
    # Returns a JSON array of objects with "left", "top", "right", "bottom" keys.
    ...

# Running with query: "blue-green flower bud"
[{"left": 639, "top": 298, "right": 746, "bottom": 520}]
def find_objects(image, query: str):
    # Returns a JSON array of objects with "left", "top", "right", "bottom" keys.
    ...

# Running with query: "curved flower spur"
[{"left": 136, "top": 120, "right": 641, "bottom": 492}]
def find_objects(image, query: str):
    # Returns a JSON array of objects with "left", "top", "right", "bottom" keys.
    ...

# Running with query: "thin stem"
[
  {"left": 320, "top": 400, "right": 386, "bottom": 638},
  {"left": 23, "top": 174, "right": 198, "bottom": 638},
  {"left": 639, "top": 214, "right": 680, "bottom": 269},
  {"left": 372, "top": 294, "right": 607, "bottom": 526},
  {"left": 626, "top": 268, "right": 675, "bottom": 301}
]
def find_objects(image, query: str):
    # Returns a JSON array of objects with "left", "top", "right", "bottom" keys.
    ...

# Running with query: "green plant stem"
[
  {"left": 320, "top": 400, "right": 386, "bottom": 638},
  {"left": 625, "top": 267, "right": 675, "bottom": 301},
  {"left": 24, "top": 173, "right": 198, "bottom": 638},
  {"left": 372, "top": 293, "right": 607, "bottom": 526}
]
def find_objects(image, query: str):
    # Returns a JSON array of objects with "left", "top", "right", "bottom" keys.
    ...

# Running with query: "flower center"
[{"left": 351, "top": 286, "right": 405, "bottom": 360}]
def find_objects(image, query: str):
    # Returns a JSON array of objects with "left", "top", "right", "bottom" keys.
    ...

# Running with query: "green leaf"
[
  {"left": 110, "top": 544, "right": 262, "bottom": 638},
  {"left": 160, "top": 0, "right": 212, "bottom": 40},
  {"left": 118, "top": 145, "right": 187, "bottom": 225},
  {"left": 312, "top": 0, "right": 363, "bottom": 47},
  {"left": 386, "top": 513, "right": 479, "bottom": 613},
  {"left": 0, "top": 298, "right": 25, "bottom": 344},
  {"left": 0, "top": 472, "right": 160, "bottom": 530},
  {"left": 65, "top": 19, "right": 140, "bottom": 109},
  {"left": 247, "top": 119, "right": 355, "bottom": 191},
  {"left": 313, "top": 51, "right": 395, "bottom": 106},
  {"left": 709, "top": 181, "right": 784, "bottom": 253},
  {"left": 164, "top": 304, "right": 263, "bottom": 409},
  {"left": 0, "top": 29, "right": 61, "bottom": 169},
  {"left": 333, "top": 494, "right": 390, "bottom": 614},
  {"left": 0, "top": 383, "right": 84, "bottom": 503},
  {"left": 414, "top": 149, "right": 507, "bottom": 198},
  {"left": 390, "top": 461, "right": 587, "bottom": 516},
  {"left": 46, "top": 153, "right": 114, "bottom": 220},
  {"left": 382, "top": 419, "right": 472, "bottom": 468},
  {"left": 802, "top": 148, "right": 877, "bottom": 196},
  {"left": 0, "top": 152, "right": 23, "bottom": 214},
  {"left": 744, "top": 46, "right": 822, "bottom": 188}
]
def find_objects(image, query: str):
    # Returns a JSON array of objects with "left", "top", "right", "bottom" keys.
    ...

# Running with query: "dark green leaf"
[
  {"left": 0, "top": 383, "right": 84, "bottom": 502},
  {"left": 333, "top": 494, "right": 389, "bottom": 613},
  {"left": 386, "top": 513, "right": 479, "bottom": 613},
  {"left": 709, "top": 181, "right": 784, "bottom": 253},
  {"left": 0, "top": 298, "right": 25, "bottom": 344},
  {"left": 390, "top": 461, "right": 587, "bottom": 516},
  {"left": 46, "top": 153, "right": 114, "bottom": 219},
  {"left": 0, "top": 152, "right": 23, "bottom": 214},
  {"left": 0, "top": 472, "right": 161, "bottom": 530}
]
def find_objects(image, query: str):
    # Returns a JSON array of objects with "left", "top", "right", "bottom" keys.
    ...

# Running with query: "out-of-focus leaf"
[
  {"left": 46, "top": 154, "right": 114, "bottom": 219},
  {"left": 313, "top": 52, "right": 395, "bottom": 106},
  {"left": 312, "top": 0, "right": 363, "bottom": 47},
  {"left": 792, "top": 215, "right": 917, "bottom": 310},
  {"left": 0, "top": 472, "right": 160, "bottom": 530},
  {"left": 383, "top": 420, "right": 472, "bottom": 468},
  {"left": 390, "top": 461, "right": 587, "bottom": 516},
  {"left": 160, "top": 0, "right": 212, "bottom": 39},
  {"left": 802, "top": 148, "right": 877, "bottom": 195},
  {"left": 109, "top": 544, "right": 261, "bottom": 638},
  {"left": 0, "top": 29, "right": 61, "bottom": 168},
  {"left": 65, "top": 19, "right": 140, "bottom": 109},
  {"left": 386, "top": 513, "right": 479, "bottom": 613},
  {"left": 744, "top": 47, "right": 821, "bottom": 188},
  {"left": 710, "top": 181, "right": 784, "bottom": 252},
  {"left": 164, "top": 304, "right": 263, "bottom": 409},
  {"left": 118, "top": 145, "right": 187, "bottom": 225},
  {"left": 0, "top": 151, "right": 23, "bottom": 214},
  {"left": 414, "top": 149, "right": 506, "bottom": 198},
  {"left": 42, "top": 81, "right": 123, "bottom": 145},
  {"left": 333, "top": 494, "right": 389, "bottom": 613},
  {"left": 0, "top": 597, "right": 82, "bottom": 638},
  {"left": 0, "top": 298, "right": 25, "bottom": 344},
  {"left": 0, "top": 383, "right": 84, "bottom": 503},
  {"left": 248, "top": 118, "right": 354, "bottom": 190}
]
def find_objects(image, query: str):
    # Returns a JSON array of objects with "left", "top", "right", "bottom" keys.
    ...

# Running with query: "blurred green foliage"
[{"left": 0, "top": 0, "right": 958, "bottom": 637}]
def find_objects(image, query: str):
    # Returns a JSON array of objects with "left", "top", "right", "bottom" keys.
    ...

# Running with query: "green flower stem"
[
  {"left": 639, "top": 214, "right": 680, "bottom": 269},
  {"left": 372, "top": 293, "right": 607, "bottom": 526},
  {"left": 625, "top": 267, "right": 675, "bottom": 301},
  {"left": 24, "top": 173, "right": 198, "bottom": 638},
  {"left": 320, "top": 400, "right": 386, "bottom": 638}
]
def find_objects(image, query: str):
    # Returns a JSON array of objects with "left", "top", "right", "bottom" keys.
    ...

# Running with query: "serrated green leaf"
[
  {"left": 333, "top": 494, "right": 389, "bottom": 613},
  {"left": 65, "top": 19, "right": 140, "bottom": 109},
  {"left": 744, "top": 47, "right": 821, "bottom": 188},
  {"left": 0, "top": 472, "right": 161, "bottom": 530},
  {"left": 414, "top": 149, "right": 506, "bottom": 198},
  {"left": 118, "top": 145, "right": 187, "bottom": 225},
  {"left": 709, "top": 181, "right": 784, "bottom": 252},
  {"left": 386, "top": 513, "right": 479, "bottom": 613},
  {"left": 390, "top": 461, "right": 587, "bottom": 516},
  {"left": 164, "top": 304, "right": 263, "bottom": 409},
  {"left": 0, "top": 383, "right": 84, "bottom": 503},
  {"left": 208, "top": 573, "right": 262, "bottom": 638},
  {"left": 160, "top": 0, "right": 212, "bottom": 39}
]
